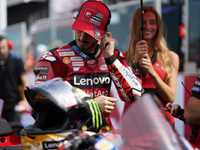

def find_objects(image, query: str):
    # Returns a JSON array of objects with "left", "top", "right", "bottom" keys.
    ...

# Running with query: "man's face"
[
  {"left": 75, "top": 30, "right": 98, "bottom": 54},
  {"left": 0, "top": 39, "right": 9, "bottom": 60}
]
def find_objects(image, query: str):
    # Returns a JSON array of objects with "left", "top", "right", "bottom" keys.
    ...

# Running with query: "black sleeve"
[
  {"left": 191, "top": 76, "right": 200, "bottom": 99},
  {"left": 17, "top": 58, "right": 26, "bottom": 76}
]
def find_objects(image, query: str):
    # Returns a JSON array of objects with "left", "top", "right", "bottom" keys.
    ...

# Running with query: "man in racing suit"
[{"left": 34, "top": 1, "right": 142, "bottom": 132}]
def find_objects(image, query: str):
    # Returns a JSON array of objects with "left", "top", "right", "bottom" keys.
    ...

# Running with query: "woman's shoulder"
[
  {"left": 168, "top": 50, "right": 179, "bottom": 60},
  {"left": 167, "top": 50, "right": 179, "bottom": 69}
]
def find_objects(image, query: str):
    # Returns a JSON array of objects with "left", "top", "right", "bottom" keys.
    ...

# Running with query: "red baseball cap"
[{"left": 72, "top": 1, "right": 111, "bottom": 41}]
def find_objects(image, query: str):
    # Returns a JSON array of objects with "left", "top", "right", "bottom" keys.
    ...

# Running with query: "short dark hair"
[{"left": 0, "top": 35, "right": 7, "bottom": 41}]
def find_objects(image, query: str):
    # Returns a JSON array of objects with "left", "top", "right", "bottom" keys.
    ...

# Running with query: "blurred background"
[
  {"left": 1, "top": 0, "right": 199, "bottom": 74},
  {"left": 0, "top": 0, "right": 199, "bottom": 139}
]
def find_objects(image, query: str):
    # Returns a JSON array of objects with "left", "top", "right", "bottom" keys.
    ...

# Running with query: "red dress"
[{"left": 123, "top": 51, "right": 175, "bottom": 127}]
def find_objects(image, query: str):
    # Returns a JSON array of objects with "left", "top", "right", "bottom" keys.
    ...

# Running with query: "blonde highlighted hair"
[{"left": 126, "top": 6, "right": 172, "bottom": 81}]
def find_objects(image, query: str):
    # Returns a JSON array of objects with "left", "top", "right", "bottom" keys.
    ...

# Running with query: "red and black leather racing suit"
[
  {"left": 34, "top": 40, "right": 142, "bottom": 131},
  {"left": 189, "top": 76, "right": 200, "bottom": 148}
]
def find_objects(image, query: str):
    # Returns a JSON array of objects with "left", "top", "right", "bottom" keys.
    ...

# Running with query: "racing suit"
[
  {"left": 189, "top": 76, "right": 200, "bottom": 148},
  {"left": 34, "top": 40, "right": 142, "bottom": 131}
]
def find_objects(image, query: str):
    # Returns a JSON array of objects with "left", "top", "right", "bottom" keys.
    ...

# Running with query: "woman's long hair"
[{"left": 126, "top": 6, "right": 172, "bottom": 81}]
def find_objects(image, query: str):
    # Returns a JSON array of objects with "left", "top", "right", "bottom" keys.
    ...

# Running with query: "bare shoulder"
[
  {"left": 167, "top": 50, "right": 179, "bottom": 71},
  {"left": 168, "top": 50, "right": 179, "bottom": 61}
]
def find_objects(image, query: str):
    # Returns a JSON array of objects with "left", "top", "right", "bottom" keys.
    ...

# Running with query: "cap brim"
[{"left": 72, "top": 20, "right": 104, "bottom": 41}]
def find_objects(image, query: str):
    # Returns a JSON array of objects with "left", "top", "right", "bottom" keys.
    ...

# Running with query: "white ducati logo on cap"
[
  {"left": 86, "top": 11, "right": 91, "bottom": 18},
  {"left": 94, "top": 28, "right": 100, "bottom": 39}
]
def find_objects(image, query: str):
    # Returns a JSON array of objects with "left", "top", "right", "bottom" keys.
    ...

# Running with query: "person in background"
[
  {"left": 123, "top": 6, "right": 179, "bottom": 126},
  {"left": 34, "top": 1, "right": 142, "bottom": 132},
  {"left": 0, "top": 35, "right": 30, "bottom": 123},
  {"left": 166, "top": 76, "right": 200, "bottom": 148}
]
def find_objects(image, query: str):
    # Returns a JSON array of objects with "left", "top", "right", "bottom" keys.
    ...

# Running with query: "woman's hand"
[
  {"left": 135, "top": 40, "right": 148, "bottom": 63},
  {"left": 138, "top": 53, "right": 155, "bottom": 76}
]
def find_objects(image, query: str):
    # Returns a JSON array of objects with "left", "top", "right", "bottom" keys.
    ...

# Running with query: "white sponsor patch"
[
  {"left": 70, "top": 57, "right": 83, "bottom": 61},
  {"left": 72, "top": 62, "right": 84, "bottom": 66},
  {"left": 58, "top": 51, "right": 75, "bottom": 56},
  {"left": 58, "top": 48, "right": 72, "bottom": 51},
  {"left": 40, "top": 52, "right": 56, "bottom": 62},
  {"left": 73, "top": 67, "right": 80, "bottom": 72},
  {"left": 99, "top": 64, "right": 108, "bottom": 71}
]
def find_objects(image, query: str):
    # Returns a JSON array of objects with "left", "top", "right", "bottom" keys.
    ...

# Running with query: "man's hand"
[
  {"left": 94, "top": 95, "right": 118, "bottom": 116},
  {"left": 166, "top": 102, "right": 184, "bottom": 120},
  {"left": 100, "top": 30, "right": 116, "bottom": 58},
  {"left": 85, "top": 99, "right": 105, "bottom": 132}
]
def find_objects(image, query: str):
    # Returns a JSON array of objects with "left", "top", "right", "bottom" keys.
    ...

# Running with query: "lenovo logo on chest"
[
  {"left": 74, "top": 76, "right": 110, "bottom": 85},
  {"left": 70, "top": 73, "right": 111, "bottom": 89}
]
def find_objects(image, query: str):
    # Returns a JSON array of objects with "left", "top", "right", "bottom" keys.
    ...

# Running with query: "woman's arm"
[{"left": 139, "top": 51, "right": 179, "bottom": 103}]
